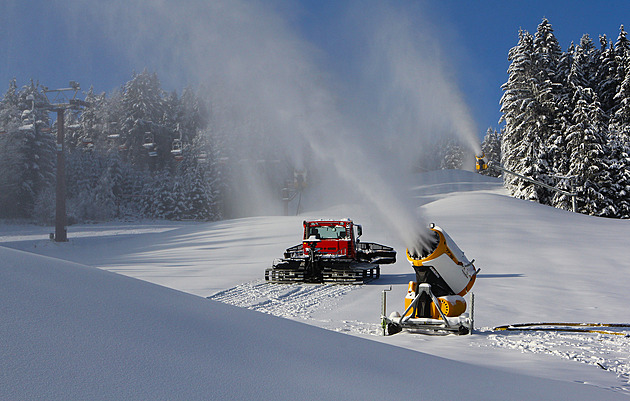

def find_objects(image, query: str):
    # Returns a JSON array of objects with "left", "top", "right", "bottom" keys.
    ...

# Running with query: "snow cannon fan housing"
[{"left": 406, "top": 224, "right": 478, "bottom": 298}]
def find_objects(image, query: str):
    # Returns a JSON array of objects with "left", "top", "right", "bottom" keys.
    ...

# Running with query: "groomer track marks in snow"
[{"left": 208, "top": 280, "right": 358, "bottom": 319}]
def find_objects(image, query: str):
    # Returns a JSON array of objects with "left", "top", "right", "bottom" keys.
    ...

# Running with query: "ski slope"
[{"left": 2, "top": 169, "right": 630, "bottom": 399}]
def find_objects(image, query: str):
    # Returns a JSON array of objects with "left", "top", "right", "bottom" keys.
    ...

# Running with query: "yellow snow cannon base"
[
  {"left": 403, "top": 281, "right": 466, "bottom": 318},
  {"left": 384, "top": 282, "right": 472, "bottom": 335}
]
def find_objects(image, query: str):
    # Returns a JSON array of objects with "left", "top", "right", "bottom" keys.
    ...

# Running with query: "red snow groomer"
[{"left": 265, "top": 219, "right": 396, "bottom": 284}]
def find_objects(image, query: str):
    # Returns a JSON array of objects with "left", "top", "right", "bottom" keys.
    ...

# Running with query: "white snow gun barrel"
[{"left": 382, "top": 224, "right": 479, "bottom": 335}]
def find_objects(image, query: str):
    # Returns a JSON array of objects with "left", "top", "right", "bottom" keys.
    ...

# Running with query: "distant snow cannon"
[
  {"left": 382, "top": 223, "right": 479, "bottom": 335},
  {"left": 475, "top": 152, "right": 489, "bottom": 172}
]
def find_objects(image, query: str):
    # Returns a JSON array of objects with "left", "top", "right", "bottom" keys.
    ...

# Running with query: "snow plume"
[
  {"left": 345, "top": 1, "right": 483, "bottom": 161},
  {"left": 61, "top": 0, "right": 481, "bottom": 249}
]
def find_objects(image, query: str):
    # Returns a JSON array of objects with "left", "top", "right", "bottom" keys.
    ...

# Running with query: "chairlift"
[
  {"left": 143, "top": 132, "right": 155, "bottom": 149},
  {"left": 106, "top": 122, "right": 119, "bottom": 140},
  {"left": 82, "top": 138, "right": 94, "bottom": 151},
  {"left": 294, "top": 169, "right": 307, "bottom": 190},
  {"left": 171, "top": 138, "right": 183, "bottom": 156}
]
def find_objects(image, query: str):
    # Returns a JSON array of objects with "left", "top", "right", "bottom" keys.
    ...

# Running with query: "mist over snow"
[{"left": 57, "top": 0, "right": 483, "bottom": 249}]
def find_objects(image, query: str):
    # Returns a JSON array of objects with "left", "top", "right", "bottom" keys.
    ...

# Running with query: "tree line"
[
  {"left": 5, "top": 19, "right": 630, "bottom": 224},
  {"left": 481, "top": 19, "right": 630, "bottom": 218},
  {"left": 0, "top": 71, "right": 227, "bottom": 223}
]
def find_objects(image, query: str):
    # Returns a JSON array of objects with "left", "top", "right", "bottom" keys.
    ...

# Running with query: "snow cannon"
[
  {"left": 381, "top": 223, "right": 479, "bottom": 335},
  {"left": 475, "top": 153, "right": 488, "bottom": 172}
]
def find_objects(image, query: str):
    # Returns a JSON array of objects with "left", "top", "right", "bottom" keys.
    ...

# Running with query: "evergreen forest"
[
  {"left": 486, "top": 19, "right": 630, "bottom": 218},
  {"left": 0, "top": 71, "right": 272, "bottom": 223}
]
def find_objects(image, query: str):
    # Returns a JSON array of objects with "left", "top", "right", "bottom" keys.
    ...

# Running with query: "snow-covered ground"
[{"left": 2, "top": 169, "right": 630, "bottom": 399}]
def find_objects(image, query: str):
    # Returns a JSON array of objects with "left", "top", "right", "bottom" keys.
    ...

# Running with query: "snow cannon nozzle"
[
  {"left": 406, "top": 224, "right": 440, "bottom": 264},
  {"left": 475, "top": 153, "right": 488, "bottom": 172}
]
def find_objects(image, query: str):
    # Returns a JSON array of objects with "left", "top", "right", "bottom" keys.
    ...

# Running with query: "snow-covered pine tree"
[
  {"left": 140, "top": 169, "right": 174, "bottom": 219},
  {"left": 604, "top": 133, "right": 630, "bottom": 218},
  {"left": 560, "top": 87, "right": 610, "bottom": 215},
  {"left": 596, "top": 35, "right": 618, "bottom": 119},
  {"left": 92, "top": 170, "right": 117, "bottom": 221},
  {"left": 0, "top": 79, "right": 20, "bottom": 127},
  {"left": 609, "top": 25, "right": 630, "bottom": 143},
  {"left": 105, "top": 152, "right": 127, "bottom": 218},
  {"left": 500, "top": 29, "right": 545, "bottom": 201},
  {"left": 186, "top": 168, "right": 213, "bottom": 220},
  {"left": 66, "top": 151, "right": 95, "bottom": 221},
  {"left": 0, "top": 79, "right": 23, "bottom": 217},
  {"left": 13, "top": 82, "right": 55, "bottom": 218},
  {"left": 480, "top": 127, "right": 501, "bottom": 177},
  {"left": 606, "top": 28, "right": 630, "bottom": 218},
  {"left": 548, "top": 41, "right": 575, "bottom": 183},
  {"left": 614, "top": 25, "right": 630, "bottom": 77},
  {"left": 119, "top": 70, "right": 167, "bottom": 169},
  {"left": 179, "top": 87, "right": 208, "bottom": 138},
  {"left": 75, "top": 87, "right": 107, "bottom": 153},
  {"left": 532, "top": 18, "right": 565, "bottom": 204},
  {"left": 440, "top": 138, "right": 465, "bottom": 170},
  {"left": 168, "top": 178, "right": 186, "bottom": 220},
  {"left": 552, "top": 37, "right": 600, "bottom": 189}
]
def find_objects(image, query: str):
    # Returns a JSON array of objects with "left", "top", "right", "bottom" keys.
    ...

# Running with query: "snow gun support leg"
[
  {"left": 383, "top": 283, "right": 472, "bottom": 335},
  {"left": 381, "top": 286, "right": 392, "bottom": 336}
]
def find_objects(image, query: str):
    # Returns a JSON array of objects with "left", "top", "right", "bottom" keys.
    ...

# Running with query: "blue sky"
[{"left": 2, "top": 1, "right": 630, "bottom": 136}]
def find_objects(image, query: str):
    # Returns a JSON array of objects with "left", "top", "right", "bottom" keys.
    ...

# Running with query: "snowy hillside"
[{"left": 2, "top": 169, "right": 630, "bottom": 399}]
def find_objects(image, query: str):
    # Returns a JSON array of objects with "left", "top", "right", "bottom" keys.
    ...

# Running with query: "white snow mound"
[{"left": 1, "top": 245, "right": 626, "bottom": 400}]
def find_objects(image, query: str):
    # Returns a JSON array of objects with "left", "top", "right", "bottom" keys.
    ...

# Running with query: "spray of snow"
[
  {"left": 60, "top": 0, "right": 482, "bottom": 250},
  {"left": 349, "top": 2, "right": 483, "bottom": 159}
]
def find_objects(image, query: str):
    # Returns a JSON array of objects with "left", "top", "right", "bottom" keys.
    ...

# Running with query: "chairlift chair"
[
  {"left": 143, "top": 132, "right": 155, "bottom": 149},
  {"left": 171, "top": 138, "right": 183, "bottom": 155}
]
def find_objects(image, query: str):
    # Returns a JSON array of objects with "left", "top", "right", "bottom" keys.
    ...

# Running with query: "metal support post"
[
  {"left": 55, "top": 109, "right": 67, "bottom": 242},
  {"left": 470, "top": 292, "right": 475, "bottom": 335},
  {"left": 43, "top": 81, "right": 87, "bottom": 243},
  {"left": 381, "top": 286, "right": 392, "bottom": 336}
]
